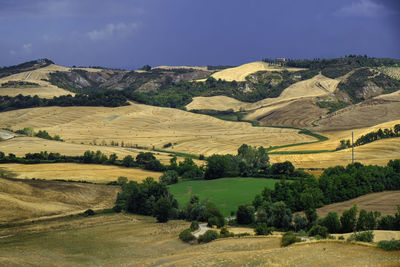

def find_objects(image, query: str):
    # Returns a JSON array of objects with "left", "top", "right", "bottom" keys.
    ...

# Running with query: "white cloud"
[
  {"left": 335, "top": 0, "right": 394, "bottom": 18},
  {"left": 87, "top": 22, "right": 140, "bottom": 41},
  {"left": 9, "top": 50, "right": 16, "bottom": 55},
  {"left": 22, "top": 43, "right": 32, "bottom": 53}
]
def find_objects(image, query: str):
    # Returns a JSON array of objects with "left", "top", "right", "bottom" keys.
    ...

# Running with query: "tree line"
[
  {"left": 0, "top": 91, "right": 129, "bottom": 112},
  {"left": 337, "top": 124, "right": 400, "bottom": 150}
]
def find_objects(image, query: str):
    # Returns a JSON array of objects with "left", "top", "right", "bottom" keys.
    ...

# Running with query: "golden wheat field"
[
  {"left": 0, "top": 135, "right": 176, "bottom": 164},
  {"left": 0, "top": 213, "right": 399, "bottom": 266},
  {"left": 0, "top": 163, "right": 161, "bottom": 183},
  {"left": 315, "top": 191, "right": 400, "bottom": 217},
  {"left": 0, "top": 104, "right": 315, "bottom": 156},
  {"left": 270, "top": 138, "right": 400, "bottom": 168},
  {"left": 0, "top": 64, "right": 75, "bottom": 98},
  {"left": 208, "top": 61, "right": 306, "bottom": 82},
  {"left": 0, "top": 177, "right": 119, "bottom": 224}
]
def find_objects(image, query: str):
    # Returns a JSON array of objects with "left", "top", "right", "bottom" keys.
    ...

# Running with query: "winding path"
[{"left": 193, "top": 223, "right": 209, "bottom": 237}]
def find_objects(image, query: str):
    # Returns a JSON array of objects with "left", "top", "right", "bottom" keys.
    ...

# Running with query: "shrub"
[
  {"left": 338, "top": 236, "right": 345, "bottom": 240},
  {"left": 281, "top": 231, "right": 301, "bottom": 247},
  {"left": 236, "top": 204, "right": 255, "bottom": 225},
  {"left": 198, "top": 230, "right": 218, "bottom": 243},
  {"left": 190, "top": 221, "right": 199, "bottom": 232},
  {"left": 308, "top": 225, "right": 329, "bottom": 239},
  {"left": 179, "top": 229, "right": 195, "bottom": 242},
  {"left": 254, "top": 223, "right": 274, "bottom": 235},
  {"left": 377, "top": 240, "right": 400, "bottom": 251},
  {"left": 347, "top": 231, "right": 374, "bottom": 243},
  {"left": 219, "top": 227, "right": 234, "bottom": 238},
  {"left": 235, "top": 232, "right": 250, "bottom": 237},
  {"left": 83, "top": 209, "right": 95, "bottom": 217}
]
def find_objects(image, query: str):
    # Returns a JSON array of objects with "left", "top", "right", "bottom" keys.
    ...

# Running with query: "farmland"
[
  {"left": 169, "top": 177, "right": 281, "bottom": 216},
  {"left": 0, "top": 163, "right": 161, "bottom": 183},
  {"left": 0, "top": 104, "right": 315, "bottom": 156},
  {"left": 0, "top": 213, "right": 399, "bottom": 266}
]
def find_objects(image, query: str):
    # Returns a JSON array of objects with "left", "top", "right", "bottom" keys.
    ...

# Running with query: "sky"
[{"left": 0, "top": 0, "right": 399, "bottom": 69}]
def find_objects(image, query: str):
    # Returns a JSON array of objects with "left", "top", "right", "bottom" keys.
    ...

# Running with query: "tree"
[
  {"left": 122, "top": 155, "right": 135, "bottom": 167},
  {"left": 269, "top": 201, "right": 292, "bottom": 229},
  {"left": 254, "top": 223, "right": 274, "bottom": 235},
  {"left": 136, "top": 152, "right": 156, "bottom": 165},
  {"left": 308, "top": 225, "right": 329, "bottom": 238},
  {"left": 204, "top": 154, "right": 233, "bottom": 179},
  {"left": 153, "top": 197, "right": 172, "bottom": 223},
  {"left": 271, "top": 161, "right": 295, "bottom": 176},
  {"left": 321, "top": 212, "right": 341, "bottom": 233},
  {"left": 340, "top": 205, "right": 358, "bottom": 233},
  {"left": 237, "top": 144, "right": 269, "bottom": 176},
  {"left": 236, "top": 204, "right": 255, "bottom": 225},
  {"left": 140, "top": 65, "right": 152, "bottom": 71},
  {"left": 293, "top": 214, "right": 307, "bottom": 232},
  {"left": 159, "top": 170, "right": 179, "bottom": 185}
]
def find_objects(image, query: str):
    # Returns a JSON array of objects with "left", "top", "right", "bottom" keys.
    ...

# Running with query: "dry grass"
[
  {"left": 270, "top": 138, "right": 400, "bottom": 168},
  {"left": 0, "top": 64, "right": 75, "bottom": 98},
  {"left": 153, "top": 65, "right": 209, "bottom": 71},
  {"left": 270, "top": 120, "right": 400, "bottom": 168},
  {"left": 0, "top": 213, "right": 399, "bottom": 266},
  {"left": 0, "top": 104, "right": 314, "bottom": 156},
  {"left": 332, "top": 231, "right": 400, "bottom": 242},
  {"left": 0, "top": 177, "right": 119, "bottom": 224},
  {"left": 208, "top": 61, "right": 306, "bottom": 82},
  {"left": 0, "top": 163, "right": 161, "bottom": 183},
  {"left": 0, "top": 136, "right": 175, "bottom": 164},
  {"left": 186, "top": 74, "right": 339, "bottom": 121},
  {"left": 380, "top": 67, "right": 400, "bottom": 80},
  {"left": 316, "top": 191, "right": 400, "bottom": 218}
]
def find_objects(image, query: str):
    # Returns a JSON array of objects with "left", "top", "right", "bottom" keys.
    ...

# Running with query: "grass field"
[
  {"left": 1, "top": 213, "right": 399, "bottom": 266},
  {"left": 169, "top": 177, "right": 281, "bottom": 216},
  {"left": 0, "top": 163, "right": 161, "bottom": 183}
]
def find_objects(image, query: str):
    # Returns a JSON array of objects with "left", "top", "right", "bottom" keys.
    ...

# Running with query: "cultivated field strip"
[
  {"left": 0, "top": 104, "right": 315, "bottom": 156},
  {"left": 0, "top": 163, "right": 161, "bottom": 183}
]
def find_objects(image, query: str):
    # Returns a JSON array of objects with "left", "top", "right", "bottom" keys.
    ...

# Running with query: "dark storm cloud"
[{"left": 0, "top": 0, "right": 398, "bottom": 69}]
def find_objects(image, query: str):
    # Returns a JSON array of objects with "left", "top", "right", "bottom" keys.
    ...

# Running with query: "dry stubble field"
[
  {"left": 0, "top": 104, "right": 315, "bottom": 156},
  {"left": 0, "top": 213, "right": 399, "bottom": 266},
  {"left": 0, "top": 177, "right": 119, "bottom": 224},
  {"left": 0, "top": 163, "right": 161, "bottom": 183}
]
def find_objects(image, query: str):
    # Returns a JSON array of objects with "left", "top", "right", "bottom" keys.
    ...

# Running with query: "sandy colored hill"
[
  {"left": 0, "top": 64, "right": 75, "bottom": 98},
  {"left": 0, "top": 177, "right": 119, "bottom": 224},
  {"left": 153, "top": 65, "right": 208, "bottom": 71},
  {"left": 0, "top": 213, "right": 399, "bottom": 266},
  {"left": 316, "top": 191, "right": 400, "bottom": 217},
  {"left": 0, "top": 163, "right": 161, "bottom": 183},
  {"left": 276, "top": 120, "right": 400, "bottom": 152},
  {"left": 208, "top": 61, "right": 306, "bottom": 82},
  {"left": 0, "top": 104, "right": 315, "bottom": 156},
  {"left": 270, "top": 136, "right": 400, "bottom": 169},
  {"left": 186, "top": 74, "right": 339, "bottom": 118},
  {"left": 313, "top": 98, "right": 400, "bottom": 131}
]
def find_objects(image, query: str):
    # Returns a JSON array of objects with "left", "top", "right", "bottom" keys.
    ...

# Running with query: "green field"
[{"left": 169, "top": 177, "right": 281, "bottom": 216}]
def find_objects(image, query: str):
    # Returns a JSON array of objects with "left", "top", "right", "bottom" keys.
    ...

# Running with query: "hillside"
[
  {"left": 1, "top": 213, "right": 399, "bottom": 266},
  {"left": 0, "top": 104, "right": 315, "bottom": 156},
  {"left": 208, "top": 61, "right": 306, "bottom": 82},
  {"left": 0, "top": 177, "right": 119, "bottom": 224}
]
